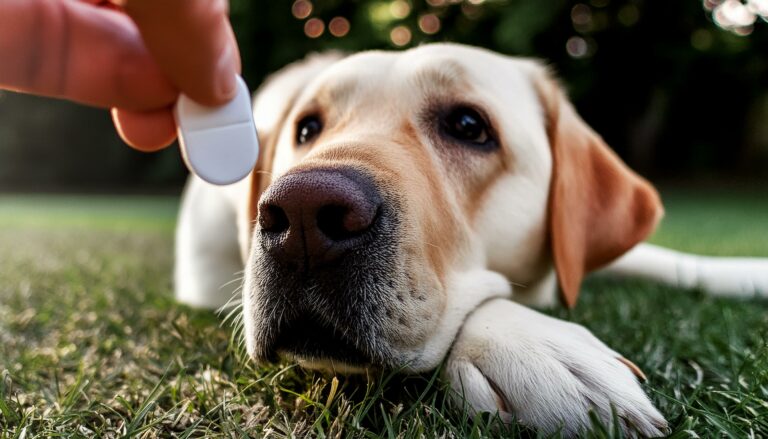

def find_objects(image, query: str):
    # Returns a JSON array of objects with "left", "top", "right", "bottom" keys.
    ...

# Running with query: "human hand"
[{"left": 0, "top": 0, "right": 241, "bottom": 151}]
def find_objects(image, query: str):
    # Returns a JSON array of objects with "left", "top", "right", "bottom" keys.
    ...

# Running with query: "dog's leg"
[
  {"left": 445, "top": 298, "right": 668, "bottom": 437},
  {"left": 512, "top": 269, "right": 559, "bottom": 308},
  {"left": 174, "top": 176, "right": 243, "bottom": 309},
  {"left": 602, "top": 243, "right": 768, "bottom": 298}
]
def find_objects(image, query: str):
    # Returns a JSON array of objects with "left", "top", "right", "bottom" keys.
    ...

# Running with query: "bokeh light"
[
  {"left": 691, "top": 28, "right": 714, "bottom": 50},
  {"left": 748, "top": 0, "right": 768, "bottom": 15},
  {"left": 571, "top": 4, "right": 592, "bottom": 28},
  {"left": 390, "top": 0, "right": 411, "bottom": 19},
  {"left": 461, "top": 3, "right": 483, "bottom": 19},
  {"left": 329, "top": 17, "right": 351, "bottom": 37},
  {"left": 304, "top": 18, "right": 325, "bottom": 38},
  {"left": 617, "top": 4, "right": 640, "bottom": 26},
  {"left": 418, "top": 14, "right": 441, "bottom": 34},
  {"left": 714, "top": 0, "right": 756, "bottom": 34},
  {"left": 566, "top": 36, "right": 592, "bottom": 58},
  {"left": 292, "top": 0, "right": 313, "bottom": 19},
  {"left": 704, "top": 0, "right": 722, "bottom": 10},
  {"left": 390, "top": 25, "right": 412, "bottom": 46},
  {"left": 706, "top": 0, "right": 768, "bottom": 34},
  {"left": 426, "top": 0, "right": 446, "bottom": 6}
]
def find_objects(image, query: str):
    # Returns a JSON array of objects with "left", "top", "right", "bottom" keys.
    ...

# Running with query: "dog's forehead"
[{"left": 299, "top": 44, "right": 543, "bottom": 111}]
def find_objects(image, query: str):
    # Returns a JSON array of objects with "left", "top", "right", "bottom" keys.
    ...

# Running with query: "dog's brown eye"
[
  {"left": 442, "top": 107, "right": 493, "bottom": 147},
  {"left": 296, "top": 115, "right": 322, "bottom": 145}
]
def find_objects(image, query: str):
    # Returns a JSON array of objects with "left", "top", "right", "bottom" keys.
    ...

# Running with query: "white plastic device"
[{"left": 174, "top": 75, "right": 259, "bottom": 185}]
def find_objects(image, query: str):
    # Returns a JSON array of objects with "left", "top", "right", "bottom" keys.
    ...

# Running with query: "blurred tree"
[{"left": 1, "top": 0, "right": 767, "bottom": 190}]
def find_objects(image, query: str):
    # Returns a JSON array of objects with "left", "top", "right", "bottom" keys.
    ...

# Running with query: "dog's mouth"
[
  {"left": 244, "top": 268, "right": 417, "bottom": 370},
  {"left": 271, "top": 314, "right": 374, "bottom": 367}
]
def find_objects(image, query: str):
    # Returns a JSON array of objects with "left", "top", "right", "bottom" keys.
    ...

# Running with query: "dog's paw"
[{"left": 445, "top": 298, "right": 668, "bottom": 437}]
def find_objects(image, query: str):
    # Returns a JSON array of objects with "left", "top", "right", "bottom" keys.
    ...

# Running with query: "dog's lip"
[
  {"left": 268, "top": 314, "right": 374, "bottom": 366},
  {"left": 290, "top": 356, "right": 373, "bottom": 374}
]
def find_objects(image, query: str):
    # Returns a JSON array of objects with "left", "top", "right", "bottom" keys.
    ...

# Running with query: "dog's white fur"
[
  {"left": 174, "top": 44, "right": 768, "bottom": 436},
  {"left": 446, "top": 299, "right": 667, "bottom": 436}
]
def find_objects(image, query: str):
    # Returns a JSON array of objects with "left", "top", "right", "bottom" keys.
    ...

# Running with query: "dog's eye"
[
  {"left": 296, "top": 115, "right": 322, "bottom": 145},
  {"left": 441, "top": 107, "right": 493, "bottom": 147}
]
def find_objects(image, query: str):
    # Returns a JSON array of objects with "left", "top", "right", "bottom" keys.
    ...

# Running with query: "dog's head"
[{"left": 239, "top": 44, "right": 662, "bottom": 373}]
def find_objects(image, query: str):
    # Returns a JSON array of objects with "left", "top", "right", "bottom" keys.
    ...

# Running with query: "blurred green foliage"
[{"left": 1, "top": 0, "right": 767, "bottom": 190}]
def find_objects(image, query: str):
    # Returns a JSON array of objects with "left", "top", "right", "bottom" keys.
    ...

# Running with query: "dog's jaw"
[{"left": 242, "top": 265, "right": 513, "bottom": 373}]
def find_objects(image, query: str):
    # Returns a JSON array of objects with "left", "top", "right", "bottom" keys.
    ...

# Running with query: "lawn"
[{"left": 0, "top": 188, "right": 766, "bottom": 438}]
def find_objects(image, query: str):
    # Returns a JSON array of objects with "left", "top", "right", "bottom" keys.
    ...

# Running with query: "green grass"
[{"left": 0, "top": 189, "right": 766, "bottom": 438}]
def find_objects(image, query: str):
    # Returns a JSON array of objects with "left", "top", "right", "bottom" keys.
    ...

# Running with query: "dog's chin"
[
  {"left": 244, "top": 267, "right": 514, "bottom": 376},
  {"left": 270, "top": 315, "right": 376, "bottom": 368}
]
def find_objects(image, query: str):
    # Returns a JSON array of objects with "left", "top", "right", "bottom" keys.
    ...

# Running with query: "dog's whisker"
[
  {"left": 220, "top": 300, "right": 244, "bottom": 326},
  {"left": 220, "top": 275, "right": 245, "bottom": 290}
]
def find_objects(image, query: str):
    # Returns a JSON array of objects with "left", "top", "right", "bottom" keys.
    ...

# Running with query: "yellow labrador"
[{"left": 174, "top": 44, "right": 768, "bottom": 436}]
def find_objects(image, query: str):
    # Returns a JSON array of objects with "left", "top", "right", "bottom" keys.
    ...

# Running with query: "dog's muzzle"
[{"left": 248, "top": 167, "right": 400, "bottom": 366}]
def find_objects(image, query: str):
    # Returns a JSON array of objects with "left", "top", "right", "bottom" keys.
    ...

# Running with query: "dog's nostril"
[
  {"left": 317, "top": 203, "right": 378, "bottom": 241},
  {"left": 317, "top": 205, "right": 357, "bottom": 241},
  {"left": 260, "top": 204, "right": 289, "bottom": 233}
]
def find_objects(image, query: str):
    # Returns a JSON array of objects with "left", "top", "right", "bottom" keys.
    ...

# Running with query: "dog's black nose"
[{"left": 258, "top": 168, "right": 381, "bottom": 269}]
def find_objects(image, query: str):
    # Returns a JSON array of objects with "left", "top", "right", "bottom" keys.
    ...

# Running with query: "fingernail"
[{"left": 216, "top": 45, "right": 238, "bottom": 101}]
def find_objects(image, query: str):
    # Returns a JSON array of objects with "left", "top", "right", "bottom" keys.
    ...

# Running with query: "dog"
[{"left": 174, "top": 44, "right": 768, "bottom": 436}]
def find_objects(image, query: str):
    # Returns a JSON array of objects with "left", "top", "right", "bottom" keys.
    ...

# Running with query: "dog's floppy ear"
[
  {"left": 237, "top": 53, "right": 344, "bottom": 260},
  {"left": 536, "top": 73, "right": 663, "bottom": 308}
]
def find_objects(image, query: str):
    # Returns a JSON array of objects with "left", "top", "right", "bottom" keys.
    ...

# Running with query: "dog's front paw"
[{"left": 445, "top": 298, "right": 668, "bottom": 437}]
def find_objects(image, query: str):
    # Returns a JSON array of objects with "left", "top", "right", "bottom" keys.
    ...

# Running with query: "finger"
[
  {"left": 82, "top": 0, "right": 123, "bottom": 12},
  {"left": 0, "top": 0, "right": 176, "bottom": 110},
  {"left": 79, "top": 0, "right": 119, "bottom": 8},
  {"left": 111, "top": 108, "right": 177, "bottom": 152},
  {"left": 124, "top": 0, "right": 241, "bottom": 106}
]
